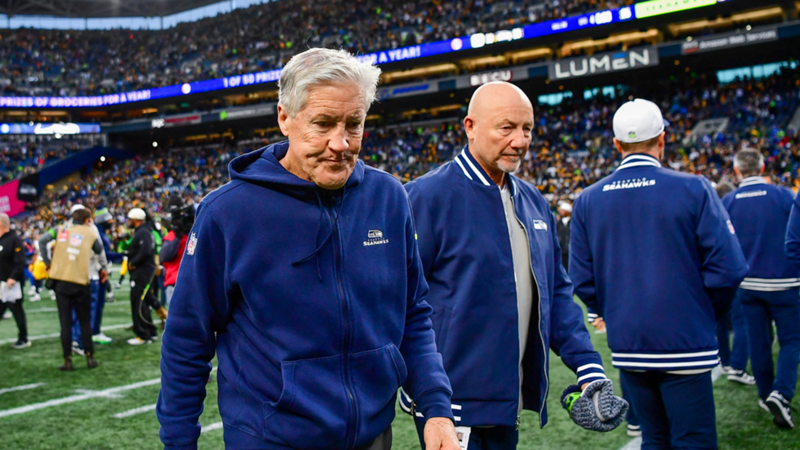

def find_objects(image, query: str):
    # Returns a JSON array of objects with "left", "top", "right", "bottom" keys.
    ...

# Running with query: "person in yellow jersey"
[{"left": 48, "top": 208, "right": 108, "bottom": 371}]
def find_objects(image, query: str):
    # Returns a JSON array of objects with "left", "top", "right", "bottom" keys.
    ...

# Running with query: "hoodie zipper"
[
  {"left": 328, "top": 202, "right": 357, "bottom": 450},
  {"left": 508, "top": 191, "right": 548, "bottom": 429}
]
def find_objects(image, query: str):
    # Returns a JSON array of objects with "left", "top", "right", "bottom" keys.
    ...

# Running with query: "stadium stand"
[
  {"left": 7, "top": 66, "right": 799, "bottom": 252},
  {"left": 0, "top": 136, "right": 97, "bottom": 182},
  {"left": 0, "top": 0, "right": 638, "bottom": 96}
]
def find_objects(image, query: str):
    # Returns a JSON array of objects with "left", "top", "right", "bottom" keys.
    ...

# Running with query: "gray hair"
[
  {"left": 0, "top": 213, "right": 9, "bottom": 229},
  {"left": 733, "top": 148, "right": 764, "bottom": 178},
  {"left": 278, "top": 48, "right": 381, "bottom": 117},
  {"left": 715, "top": 181, "right": 736, "bottom": 199}
]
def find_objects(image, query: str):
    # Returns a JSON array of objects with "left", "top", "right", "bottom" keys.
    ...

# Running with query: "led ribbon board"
[
  {"left": 635, "top": 0, "right": 719, "bottom": 19},
  {"left": 0, "top": 122, "right": 101, "bottom": 134}
]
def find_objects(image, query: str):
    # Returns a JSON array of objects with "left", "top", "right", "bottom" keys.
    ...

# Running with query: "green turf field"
[{"left": 0, "top": 282, "right": 798, "bottom": 450}]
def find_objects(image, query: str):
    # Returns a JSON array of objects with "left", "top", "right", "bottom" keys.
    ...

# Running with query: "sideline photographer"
[{"left": 159, "top": 195, "right": 194, "bottom": 308}]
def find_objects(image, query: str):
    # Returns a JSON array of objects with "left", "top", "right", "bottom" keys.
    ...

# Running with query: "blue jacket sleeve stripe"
[{"left": 576, "top": 363, "right": 607, "bottom": 384}]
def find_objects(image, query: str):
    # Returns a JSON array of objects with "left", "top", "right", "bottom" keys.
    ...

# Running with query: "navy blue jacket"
[
  {"left": 402, "top": 147, "right": 605, "bottom": 428},
  {"left": 723, "top": 176, "right": 799, "bottom": 291},
  {"left": 784, "top": 186, "right": 800, "bottom": 268},
  {"left": 570, "top": 154, "right": 748, "bottom": 371},
  {"left": 157, "top": 141, "right": 453, "bottom": 450}
]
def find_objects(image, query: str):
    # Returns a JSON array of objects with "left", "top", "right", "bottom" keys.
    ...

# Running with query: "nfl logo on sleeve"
[
  {"left": 187, "top": 233, "right": 198, "bottom": 255},
  {"left": 726, "top": 220, "right": 736, "bottom": 235}
]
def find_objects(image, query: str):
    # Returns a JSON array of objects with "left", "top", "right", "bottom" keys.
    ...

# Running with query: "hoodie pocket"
[
  {"left": 349, "top": 343, "right": 407, "bottom": 444},
  {"left": 262, "top": 354, "right": 348, "bottom": 449}
]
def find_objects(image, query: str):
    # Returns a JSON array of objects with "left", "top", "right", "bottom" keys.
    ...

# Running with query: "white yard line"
[
  {"left": 0, "top": 383, "right": 45, "bottom": 396},
  {"left": 201, "top": 422, "right": 223, "bottom": 434},
  {"left": 0, "top": 323, "right": 132, "bottom": 345},
  {"left": 0, "top": 378, "right": 161, "bottom": 418},
  {"left": 0, "top": 367, "right": 217, "bottom": 419},
  {"left": 113, "top": 403, "right": 157, "bottom": 418},
  {"left": 619, "top": 437, "right": 642, "bottom": 450},
  {"left": 22, "top": 307, "right": 59, "bottom": 314},
  {"left": 25, "top": 301, "right": 128, "bottom": 314}
]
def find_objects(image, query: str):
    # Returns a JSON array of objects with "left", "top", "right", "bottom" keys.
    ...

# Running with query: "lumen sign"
[{"left": 548, "top": 47, "right": 659, "bottom": 80}]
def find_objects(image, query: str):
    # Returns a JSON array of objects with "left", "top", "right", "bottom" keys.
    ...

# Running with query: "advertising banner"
[
  {"left": 681, "top": 27, "right": 779, "bottom": 55},
  {"left": 0, "top": 180, "right": 27, "bottom": 217},
  {"left": 548, "top": 47, "right": 659, "bottom": 80}
]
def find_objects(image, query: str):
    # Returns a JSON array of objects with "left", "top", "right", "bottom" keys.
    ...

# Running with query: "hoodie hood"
[{"left": 229, "top": 140, "right": 365, "bottom": 190}]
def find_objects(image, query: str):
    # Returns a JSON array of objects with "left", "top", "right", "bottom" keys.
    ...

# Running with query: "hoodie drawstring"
[{"left": 291, "top": 187, "right": 346, "bottom": 282}]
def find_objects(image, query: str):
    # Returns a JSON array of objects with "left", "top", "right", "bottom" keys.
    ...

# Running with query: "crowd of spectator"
[
  {"left": 6, "top": 67, "right": 800, "bottom": 251},
  {"left": 0, "top": 137, "right": 95, "bottom": 182},
  {"left": 0, "top": 0, "right": 636, "bottom": 97},
  {"left": 15, "top": 144, "right": 236, "bottom": 252}
]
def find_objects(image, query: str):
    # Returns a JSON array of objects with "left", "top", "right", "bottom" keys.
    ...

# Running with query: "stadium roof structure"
[{"left": 0, "top": 0, "right": 223, "bottom": 18}]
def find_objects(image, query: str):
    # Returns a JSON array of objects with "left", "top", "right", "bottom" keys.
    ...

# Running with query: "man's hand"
[
  {"left": 561, "top": 379, "right": 628, "bottom": 432},
  {"left": 6, "top": 278, "right": 15, "bottom": 288},
  {"left": 423, "top": 417, "right": 461, "bottom": 450},
  {"left": 591, "top": 318, "right": 606, "bottom": 332},
  {"left": 99, "top": 269, "right": 108, "bottom": 284}
]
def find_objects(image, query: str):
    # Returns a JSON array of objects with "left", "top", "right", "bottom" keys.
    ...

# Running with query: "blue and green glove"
[{"left": 561, "top": 379, "right": 628, "bottom": 432}]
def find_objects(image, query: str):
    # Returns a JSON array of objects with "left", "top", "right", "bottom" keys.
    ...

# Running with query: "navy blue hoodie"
[
  {"left": 570, "top": 154, "right": 748, "bottom": 372},
  {"left": 157, "top": 141, "right": 453, "bottom": 450}
]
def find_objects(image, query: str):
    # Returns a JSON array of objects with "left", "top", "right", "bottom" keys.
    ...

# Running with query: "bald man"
[{"left": 402, "top": 82, "right": 626, "bottom": 449}]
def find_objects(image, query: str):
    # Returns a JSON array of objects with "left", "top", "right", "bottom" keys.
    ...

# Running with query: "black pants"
[
  {"left": 0, "top": 298, "right": 27, "bottom": 342},
  {"left": 55, "top": 281, "right": 93, "bottom": 358},
  {"left": 130, "top": 268, "right": 158, "bottom": 340}
]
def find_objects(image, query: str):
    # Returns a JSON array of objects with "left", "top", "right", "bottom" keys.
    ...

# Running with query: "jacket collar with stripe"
[
  {"left": 615, "top": 153, "right": 662, "bottom": 171},
  {"left": 739, "top": 176, "right": 768, "bottom": 188},
  {"left": 453, "top": 145, "right": 518, "bottom": 196}
]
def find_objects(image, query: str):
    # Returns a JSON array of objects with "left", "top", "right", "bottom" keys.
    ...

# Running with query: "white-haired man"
[
  {"left": 727, "top": 148, "right": 800, "bottom": 428},
  {"left": 158, "top": 48, "right": 459, "bottom": 450}
]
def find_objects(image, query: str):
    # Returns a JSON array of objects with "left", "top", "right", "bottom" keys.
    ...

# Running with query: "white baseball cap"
[
  {"left": 558, "top": 202, "right": 573, "bottom": 213},
  {"left": 613, "top": 99, "right": 667, "bottom": 144},
  {"left": 127, "top": 208, "right": 146, "bottom": 221},
  {"left": 70, "top": 204, "right": 85, "bottom": 214}
]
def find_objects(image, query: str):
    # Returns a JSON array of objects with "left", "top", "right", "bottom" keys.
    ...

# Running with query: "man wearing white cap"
[
  {"left": 569, "top": 99, "right": 748, "bottom": 449},
  {"left": 125, "top": 207, "right": 158, "bottom": 345}
]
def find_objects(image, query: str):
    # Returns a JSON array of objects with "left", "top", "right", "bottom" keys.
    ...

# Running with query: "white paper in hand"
[
  {"left": 455, "top": 426, "right": 471, "bottom": 450},
  {"left": 1, "top": 281, "right": 22, "bottom": 303}
]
